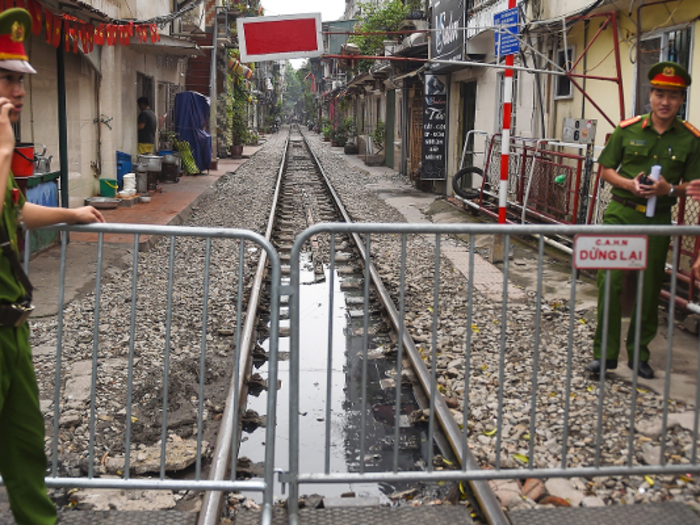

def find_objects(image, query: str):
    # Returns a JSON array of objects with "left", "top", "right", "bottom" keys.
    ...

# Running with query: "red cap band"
[{"left": 0, "top": 33, "right": 27, "bottom": 61}]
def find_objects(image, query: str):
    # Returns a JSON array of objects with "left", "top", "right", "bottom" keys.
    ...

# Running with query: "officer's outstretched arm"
[{"left": 21, "top": 202, "right": 105, "bottom": 229}]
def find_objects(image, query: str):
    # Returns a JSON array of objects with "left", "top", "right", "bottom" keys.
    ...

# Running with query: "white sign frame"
[
  {"left": 237, "top": 13, "right": 324, "bottom": 63},
  {"left": 574, "top": 235, "right": 648, "bottom": 270}
]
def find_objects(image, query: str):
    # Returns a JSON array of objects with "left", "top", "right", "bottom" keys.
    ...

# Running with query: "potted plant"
[
  {"left": 333, "top": 123, "right": 347, "bottom": 147},
  {"left": 321, "top": 125, "right": 333, "bottom": 142},
  {"left": 230, "top": 97, "right": 248, "bottom": 158},
  {"left": 343, "top": 117, "right": 358, "bottom": 154},
  {"left": 371, "top": 119, "right": 386, "bottom": 153}
]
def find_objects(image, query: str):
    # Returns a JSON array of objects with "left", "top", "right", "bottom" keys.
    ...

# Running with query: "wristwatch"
[{"left": 669, "top": 185, "right": 676, "bottom": 197}]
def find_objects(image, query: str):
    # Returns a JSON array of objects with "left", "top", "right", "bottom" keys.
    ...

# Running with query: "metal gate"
[
  {"left": 8, "top": 221, "right": 700, "bottom": 525},
  {"left": 285, "top": 222, "right": 700, "bottom": 523},
  {"left": 6, "top": 223, "right": 281, "bottom": 517}
]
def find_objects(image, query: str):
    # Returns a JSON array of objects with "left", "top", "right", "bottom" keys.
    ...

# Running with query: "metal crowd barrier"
[
  {"left": 480, "top": 134, "right": 602, "bottom": 226},
  {"left": 8, "top": 221, "right": 700, "bottom": 525},
  {"left": 287, "top": 222, "right": 700, "bottom": 523},
  {"left": 9, "top": 223, "right": 280, "bottom": 513}
]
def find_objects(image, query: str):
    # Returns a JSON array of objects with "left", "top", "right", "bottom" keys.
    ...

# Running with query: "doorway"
[{"left": 459, "top": 81, "right": 477, "bottom": 169}]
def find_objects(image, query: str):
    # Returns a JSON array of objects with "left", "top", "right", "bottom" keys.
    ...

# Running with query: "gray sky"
[
  {"left": 260, "top": 0, "right": 346, "bottom": 68},
  {"left": 261, "top": 0, "right": 345, "bottom": 21}
]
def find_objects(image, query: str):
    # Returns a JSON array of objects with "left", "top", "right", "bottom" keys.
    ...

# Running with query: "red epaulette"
[
  {"left": 683, "top": 120, "right": 700, "bottom": 138},
  {"left": 619, "top": 115, "right": 642, "bottom": 128}
]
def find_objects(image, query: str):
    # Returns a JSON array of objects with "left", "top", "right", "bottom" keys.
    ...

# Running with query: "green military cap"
[
  {"left": 648, "top": 61, "right": 691, "bottom": 90},
  {"left": 0, "top": 8, "right": 35, "bottom": 75}
]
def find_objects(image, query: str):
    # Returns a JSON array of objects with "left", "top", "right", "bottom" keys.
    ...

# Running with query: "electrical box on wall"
[{"left": 563, "top": 118, "right": 597, "bottom": 144}]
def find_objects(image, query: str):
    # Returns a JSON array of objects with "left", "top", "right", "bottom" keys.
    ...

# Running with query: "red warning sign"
[
  {"left": 574, "top": 235, "right": 648, "bottom": 270},
  {"left": 237, "top": 14, "right": 323, "bottom": 63}
]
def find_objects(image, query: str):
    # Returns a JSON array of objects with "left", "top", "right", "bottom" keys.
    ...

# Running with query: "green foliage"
[
  {"left": 344, "top": 117, "right": 357, "bottom": 139},
  {"left": 283, "top": 61, "right": 302, "bottom": 114},
  {"left": 321, "top": 125, "right": 333, "bottom": 140},
  {"left": 372, "top": 119, "right": 386, "bottom": 151},
  {"left": 406, "top": 0, "right": 423, "bottom": 13},
  {"left": 349, "top": 0, "right": 409, "bottom": 71},
  {"left": 230, "top": 77, "right": 250, "bottom": 146}
]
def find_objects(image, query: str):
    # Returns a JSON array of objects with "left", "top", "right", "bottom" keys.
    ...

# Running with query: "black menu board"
[{"left": 421, "top": 74, "right": 447, "bottom": 180}]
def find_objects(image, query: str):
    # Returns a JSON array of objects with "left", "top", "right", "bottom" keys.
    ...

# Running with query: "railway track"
[
  {"left": 197, "top": 126, "right": 507, "bottom": 524},
  {"left": 22, "top": 126, "right": 700, "bottom": 525}
]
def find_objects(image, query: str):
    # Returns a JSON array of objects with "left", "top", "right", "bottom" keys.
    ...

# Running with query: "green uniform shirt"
[
  {"left": 0, "top": 173, "right": 26, "bottom": 304},
  {"left": 598, "top": 113, "right": 700, "bottom": 207}
]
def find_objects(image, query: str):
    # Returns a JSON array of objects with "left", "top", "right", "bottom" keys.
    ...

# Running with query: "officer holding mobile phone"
[{"left": 586, "top": 61, "right": 700, "bottom": 380}]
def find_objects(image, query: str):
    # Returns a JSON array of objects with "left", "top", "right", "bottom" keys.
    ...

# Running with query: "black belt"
[
  {"left": 0, "top": 301, "right": 34, "bottom": 327},
  {"left": 610, "top": 194, "right": 672, "bottom": 215}
]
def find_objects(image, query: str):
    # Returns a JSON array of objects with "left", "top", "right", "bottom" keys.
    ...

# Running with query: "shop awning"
[
  {"left": 129, "top": 34, "right": 204, "bottom": 56},
  {"left": 392, "top": 64, "right": 427, "bottom": 82}
]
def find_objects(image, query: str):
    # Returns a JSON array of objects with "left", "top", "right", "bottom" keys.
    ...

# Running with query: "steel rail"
[
  {"left": 297, "top": 130, "right": 509, "bottom": 525},
  {"left": 197, "top": 134, "right": 289, "bottom": 525}
]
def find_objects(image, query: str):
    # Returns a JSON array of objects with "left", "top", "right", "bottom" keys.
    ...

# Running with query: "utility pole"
[
  {"left": 209, "top": 2, "right": 222, "bottom": 165},
  {"left": 490, "top": 0, "right": 517, "bottom": 263}
]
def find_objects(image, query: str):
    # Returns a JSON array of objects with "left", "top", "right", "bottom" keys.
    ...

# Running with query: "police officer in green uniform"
[
  {"left": 585, "top": 61, "right": 700, "bottom": 380},
  {"left": 0, "top": 9, "right": 104, "bottom": 525}
]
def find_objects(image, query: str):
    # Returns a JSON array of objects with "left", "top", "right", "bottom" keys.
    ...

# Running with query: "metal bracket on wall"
[{"left": 94, "top": 115, "right": 113, "bottom": 130}]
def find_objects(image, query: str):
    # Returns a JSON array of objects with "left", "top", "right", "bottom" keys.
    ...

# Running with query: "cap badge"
[
  {"left": 10, "top": 21, "right": 25, "bottom": 43},
  {"left": 663, "top": 66, "right": 675, "bottom": 77}
]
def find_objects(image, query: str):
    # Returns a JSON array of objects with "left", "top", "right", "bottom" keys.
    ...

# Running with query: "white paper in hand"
[{"left": 646, "top": 165, "right": 662, "bottom": 218}]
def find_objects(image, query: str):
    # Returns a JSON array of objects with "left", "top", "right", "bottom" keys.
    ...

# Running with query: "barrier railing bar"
[
  {"left": 661, "top": 237, "right": 680, "bottom": 465},
  {"left": 462, "top": 234, "right": 475, "bottom": 472},
  {"left": 87, "top": 232, "right": 105, "bottom": 479},
  {"left": 359, "top": 234, "right": 371, "bottom": 475},
  {"left": 43, "top": 478, "right": 266, "bottom": 491},
  {"left": 324, "top": 233, "right": 336, "bottom": 475},
  {"left": 196, "top": 238, "right": 212, "bottom": 480},
  {"left": 393, "top": 234, "right": 407, "bottom": 473},
  {"left": 495, "top": 235, "right": 510, "bottom": 470},
  {"left": 627, "top": 270, "right": 645, "bottom": 467},
  {"left": 529, "top": 236, "right": 545, "bottom": 469},
  {"left": 561, "top": 262, "right": 577, "bottom": 468},
  {"left": 595, "top": 269, "right": 612, "bottom": 468},
  {"left": 230, "top": 240, "right": 246, "bottom": 480},
  {"left": 693, "top": 335, "right": 700, "bottom": 464},
  {"left": 51, "top": 232, "right": 69, "bottom": 478},
  {"left": 427, "top": 234, "right": 441, "bottom": 473},
  {"left": 125, "top": 234, "right": 140, "bottom": 479},
  {"left": 294, "top": 461, "right": 700, "bottom": 482},
  {"left": 160, "top": 236, "right": 176, "bottom": 479}
]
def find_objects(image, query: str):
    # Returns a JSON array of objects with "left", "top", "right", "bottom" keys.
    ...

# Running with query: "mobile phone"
[{"left": 639, "top": 175, "right": 653, "bottom": 186}]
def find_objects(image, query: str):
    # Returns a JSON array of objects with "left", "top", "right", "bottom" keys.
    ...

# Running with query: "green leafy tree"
[
  {"left": 349, "top": 0, "right": 409, "bottom": 71},
  {"left": 283, "top": 61, "right": 302, "bottom": 115},
  {"left": 290, "top": 63, "right": 318, "bottom": 124}
]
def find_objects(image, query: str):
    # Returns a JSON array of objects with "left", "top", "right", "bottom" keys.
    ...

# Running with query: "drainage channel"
[{"left": 229, "top": 127, "right": 487, "bottom": 524}]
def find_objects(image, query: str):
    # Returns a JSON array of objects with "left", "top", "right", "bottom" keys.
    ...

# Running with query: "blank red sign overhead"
[{"left": 238, "top": 14, "right": 323, "bottom": 62}]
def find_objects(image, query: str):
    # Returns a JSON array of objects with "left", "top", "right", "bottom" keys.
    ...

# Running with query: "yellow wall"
[{"left": 551, "top": 5, "right": 700, "bottom": 146}]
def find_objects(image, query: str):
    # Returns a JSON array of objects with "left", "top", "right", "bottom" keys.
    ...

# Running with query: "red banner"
[
  {"left": 28, "top": 0, "right": 41, "bottom": 35},
  {"left": 51, "top": 13, "right": 60, "bottom": 47},
  {"left": 16, "top": 2, "right": 162, "bottom": 53}
]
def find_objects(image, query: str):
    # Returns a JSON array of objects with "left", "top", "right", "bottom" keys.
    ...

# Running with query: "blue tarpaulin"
[{"left": 173, "top": 91, "right": 212, "bottom": 172}]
